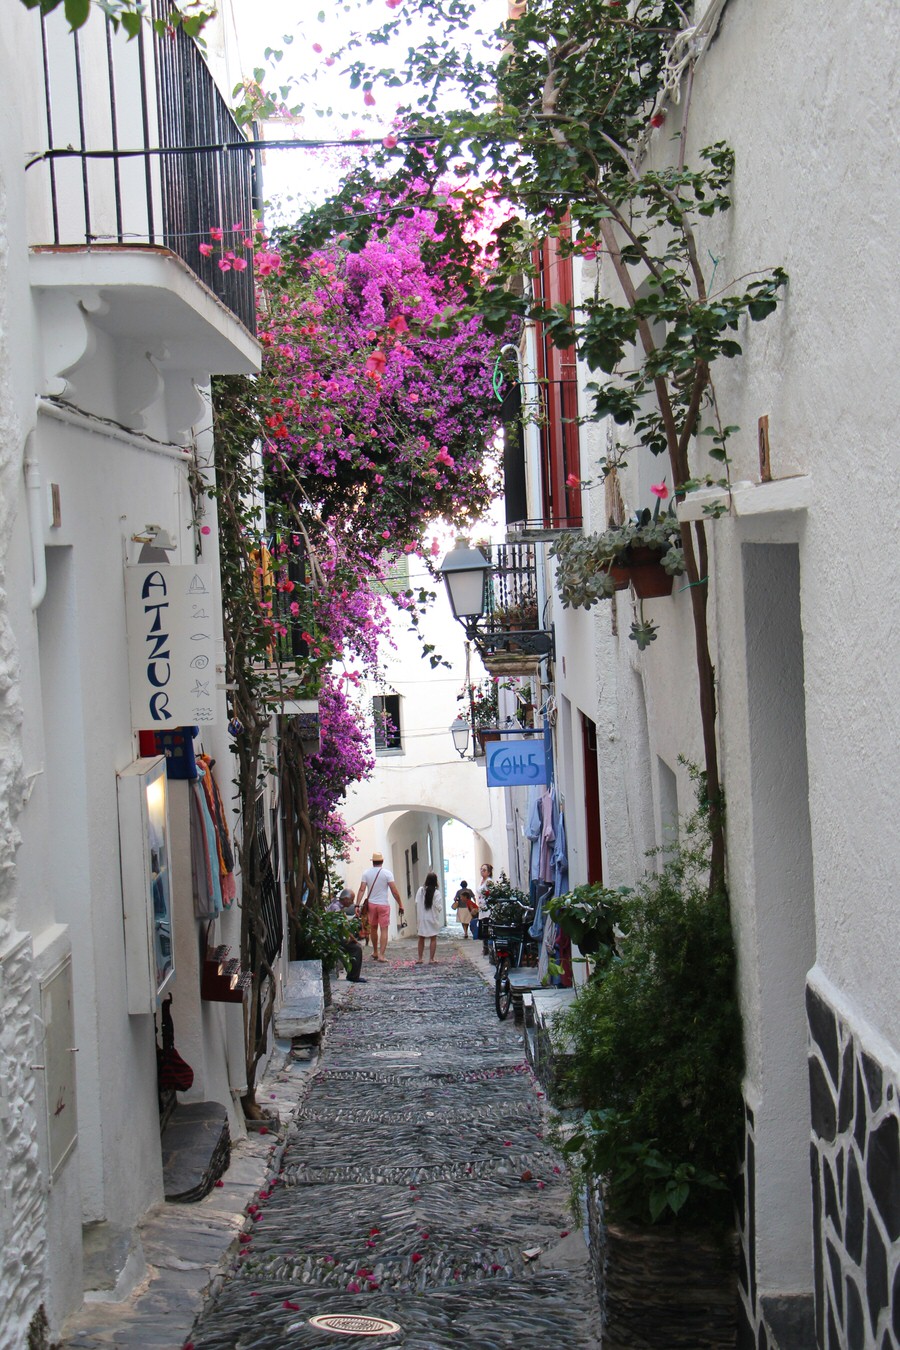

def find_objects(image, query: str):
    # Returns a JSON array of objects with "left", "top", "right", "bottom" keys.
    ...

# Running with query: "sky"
[{"left": 229, "top": 0, "right": 507, "bottom": 215}]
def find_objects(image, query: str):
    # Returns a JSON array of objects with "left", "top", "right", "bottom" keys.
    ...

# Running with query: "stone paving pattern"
[{"left": 189, "top": 939, "right": 601, "bottom": 1348}]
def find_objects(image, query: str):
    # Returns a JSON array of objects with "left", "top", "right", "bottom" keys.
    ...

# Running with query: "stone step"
[{"left": 274, "top": 959, "right": 325, "bottom": 1040}]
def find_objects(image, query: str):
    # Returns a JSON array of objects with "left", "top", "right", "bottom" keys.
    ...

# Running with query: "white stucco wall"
[
  {"left": 0, "top": 10, "right": 52, "bottom": 1341},
  {"left": 528, "top": 0, "right": 899, "bottom": 1316}
]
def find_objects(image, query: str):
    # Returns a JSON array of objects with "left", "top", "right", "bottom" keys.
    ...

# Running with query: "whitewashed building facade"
[
  {"left": 0, "top": 3, "right": 264, "bottom": 1340},
  {"left": 504, "top": 3, "right": 899, "bottom": 1347}
]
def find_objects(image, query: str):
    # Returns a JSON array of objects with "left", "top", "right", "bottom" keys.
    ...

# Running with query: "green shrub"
[
  {"left": 557, "top": 805, "right": 743, "bottom": 1228},
  {"left": 292, "top": 903, "right": 354, "bottom": 973}
]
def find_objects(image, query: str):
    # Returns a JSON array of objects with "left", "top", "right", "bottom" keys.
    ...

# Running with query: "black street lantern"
[{"left": 438, "top": 539, "right": 492, "bottom": 640}]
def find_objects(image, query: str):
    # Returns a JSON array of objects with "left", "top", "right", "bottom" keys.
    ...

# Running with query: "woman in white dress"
[{"left": 415, "top": 872, "right": 443, "bottom": 964}]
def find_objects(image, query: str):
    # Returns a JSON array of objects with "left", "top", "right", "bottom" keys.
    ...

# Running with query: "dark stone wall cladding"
[
  {"left": 736, "top": 1103, "right": 777, "bottom": 1350},
  {"left": 807, "top": 984, "right": 899, "bottom": 1350}
]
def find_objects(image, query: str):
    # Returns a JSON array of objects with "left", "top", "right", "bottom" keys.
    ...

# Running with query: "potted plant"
[
  {"left": 546, "top": 881, "right": 628, "bottom": 960},
  {"left": 554, "top": 790, "right": 743, "bottom": 1348},
  {"left": 519, "top": 592, "right": 540, "bottom": 628},
  {"left": 479, "top": 872, "right": 530, "bottom": 927},
  {"left": 492, "top": 600, "right": 524, "bottom": 631},
  {"left": 292, "top": 902, "right": 356, "bottom": 1008},
  {"left": 458, "top": 677, "right": 501, "bottom": 750},
  {"left": 551, "top": 491, "right": 685, "bottom": 646}
]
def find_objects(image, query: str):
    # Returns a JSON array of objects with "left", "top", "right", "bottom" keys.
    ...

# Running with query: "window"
[{"left": 372, "top": 694, "right": 402, "bottom": 754}]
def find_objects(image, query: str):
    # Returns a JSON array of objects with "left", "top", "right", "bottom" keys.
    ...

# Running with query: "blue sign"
[{"left": 485, "top": 738, "right": 548, "bottom": 787}]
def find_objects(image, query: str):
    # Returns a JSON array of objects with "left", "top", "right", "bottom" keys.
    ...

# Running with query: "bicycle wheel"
[{"left": 495, "top": 955, "right": 512, "bottom": 1020}]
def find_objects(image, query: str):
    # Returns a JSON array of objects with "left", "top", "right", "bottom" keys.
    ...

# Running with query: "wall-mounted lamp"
[
  {"left": 450, "top": 716, "right": 470, "bottom": 759},
  {"left": 437, "top": 539, "right": 492, "bottom": 641},
  {"left": 437, "top": 538, "right": 555, "bottom": 664}
]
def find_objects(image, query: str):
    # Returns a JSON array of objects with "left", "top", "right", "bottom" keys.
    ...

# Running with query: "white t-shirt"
[{"left": 360, "top": 866, "right": 394, "bottom": 906}]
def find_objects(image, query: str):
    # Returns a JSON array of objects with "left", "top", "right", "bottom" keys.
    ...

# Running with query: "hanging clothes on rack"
[
  {"left": 524, "top": 784, "right": 543, "bottom": 881},
  {"left": 196, "top": 754, "right": 236, "bottom": 907},
  {"left": 190, "top": 779, "right": 222, "bottom": 919},
  {"left": 551, "top": 802, "right": 569, "bottom": 898}
]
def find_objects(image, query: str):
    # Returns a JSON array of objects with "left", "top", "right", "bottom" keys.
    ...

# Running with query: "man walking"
[{"left": 356, "top": 851, "right": 403, "bottom": 962}]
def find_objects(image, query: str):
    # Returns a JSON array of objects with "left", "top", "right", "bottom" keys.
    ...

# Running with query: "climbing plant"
[
  {"left": 203, "top": 191, "right": 505, "bottom": 1111},
  {"left": 279, "top": 0, "right": 788, "bottom": 888}
]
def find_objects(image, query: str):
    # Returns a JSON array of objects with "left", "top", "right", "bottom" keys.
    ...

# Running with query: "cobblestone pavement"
[{"left": 187, "top": 937, "right": 601, "bottom": 1349}]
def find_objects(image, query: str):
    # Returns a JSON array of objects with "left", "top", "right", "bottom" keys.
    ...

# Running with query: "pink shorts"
[{"left": 367, "top": 903, "right": 390, "bottom": 929}]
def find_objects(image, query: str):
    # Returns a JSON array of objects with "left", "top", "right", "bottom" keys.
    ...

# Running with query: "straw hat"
[{"left": 371, "top": 851, "right": 384, "bottom": 864}]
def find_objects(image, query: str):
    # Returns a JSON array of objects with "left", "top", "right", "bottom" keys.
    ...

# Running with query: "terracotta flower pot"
[{"left": 609, "top": 546, "right": 675, "bottom": 599}]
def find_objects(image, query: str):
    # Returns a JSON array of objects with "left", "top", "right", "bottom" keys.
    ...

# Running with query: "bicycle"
[
  {"left": 491, "top": 922, "right": 539, "bottom": 1020},
  {"left": 494, "top": 933, "right": 514, "bottom": 1019}
]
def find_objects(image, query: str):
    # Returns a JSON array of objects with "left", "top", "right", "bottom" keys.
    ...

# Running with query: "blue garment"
[
  {"left": 552, "top": 806, "right": 569, "bottom": 898},
  {"left": 529, "top": 879, "right": 553, "bottom": 939},
  {"left": 524, "top": 785, "right": 543, "bottom": 881}
]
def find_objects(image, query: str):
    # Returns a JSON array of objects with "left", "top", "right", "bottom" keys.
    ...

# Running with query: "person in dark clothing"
[{"left": 337, "top": 887, "right": 365, "bottom": 982}]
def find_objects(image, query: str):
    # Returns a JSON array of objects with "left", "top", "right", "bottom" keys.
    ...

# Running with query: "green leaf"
[
  {"left": 64, "top": 0, "right": 91, "bottom": 27},
  {"left": 667, "top": 1180, "right": 690, "bottom": 1214},
  {"left": 648, "top": 1189, "right": 669, "bottom": 1222},
  {"left": 121, "top": 9, "right": 142, "bottom": 36}
]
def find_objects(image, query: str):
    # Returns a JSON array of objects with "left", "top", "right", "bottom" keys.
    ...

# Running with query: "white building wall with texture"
[{"left": 533, "top": 2, "right": 898, "bottom": 1342}]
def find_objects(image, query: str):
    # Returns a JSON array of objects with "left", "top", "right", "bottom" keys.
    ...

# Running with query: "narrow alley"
[{"left": 187, "top": 939, "right": 601, "bottom": 1349}]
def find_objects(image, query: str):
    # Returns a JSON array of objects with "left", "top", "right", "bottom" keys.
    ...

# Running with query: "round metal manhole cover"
[{"left": 304, "top": 1313, "right": 402, "bottom": 1336}]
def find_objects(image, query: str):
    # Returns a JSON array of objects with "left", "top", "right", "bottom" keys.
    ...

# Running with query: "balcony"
[
  {"left": 28, "top": 0, "right": 258, "bottom": 338},
  {"left": 479, "top": 542, "right": 554, "bottom": 676}
]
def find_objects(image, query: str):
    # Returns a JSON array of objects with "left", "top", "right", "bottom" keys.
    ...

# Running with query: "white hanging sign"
[{"left": 124, "top": 564, "right": 217, "bottom": 729}]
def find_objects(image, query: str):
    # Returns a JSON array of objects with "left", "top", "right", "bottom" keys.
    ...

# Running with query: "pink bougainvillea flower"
[
  {"left": 364, "top": 349, "right": 387, "bottom": 376},
  {"left": 560, "top": 1230, "right": 569, "bottom": 1238},
  {"left": 386, "top": 0, "right": 402, "bottom": 7},
  {"left": 382, "top": 134, "right": 398, "bottom": 149},
  {"left": 347, "top": 1280, "right": 361, "bottom": 1293},
  {"left": 387, "top": 314, "right": 409, "bottom": 333},
  {"left": 209, "top": 227, "right": 223, "bottom": 242},
  {"left": 369, "top": 1227, "right": 380, "bottom": 1237},
  {"left": 214, "top": 1177, "right": 224, "bottom": 1186},
  {"left": 650, "top": 111, "right": 666, "bottom": 128},
  {"left": 411, "top": 1252, "right": 422, "bottom": 1263},
  {"left": 565, "top": 473, "right": 580, "bottom": 487},
  {"left": 537, "top": 1181, "right": 546, "bottom": 1190},
  {"left": 419, "top": 1231, "right": 430, "bottom": 1240},
  {"left": 363, "top": 90, "right": 376, "bottom": 106},
  {"left": 198, "top": 242, "right": 214, "bottom": 257},
  {"left": 282, "top": 1300, "right": 300, "bottom": 1311},
  {"left": 312, "top": 42, "right": 322, "bottom": 52},
  {"left": 217, "top": 258, "right": 232, "bottom": 272},
  {"left": 325, "top": 56, "right": 335, "bottom": 66},
  {"left": 232, "top": 257, "right": 248, "bottom": 272},
  {"left": 650, "top": 481, "right": 669, "bottom": 499}
]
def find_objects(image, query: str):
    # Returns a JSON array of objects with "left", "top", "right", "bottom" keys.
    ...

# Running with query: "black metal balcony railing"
[
  {"left": 34, "top": 0, "right": 258, "bottom": 336},
  {"left": 475, "top": 543, "right": 554, "bottom": 667}
]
